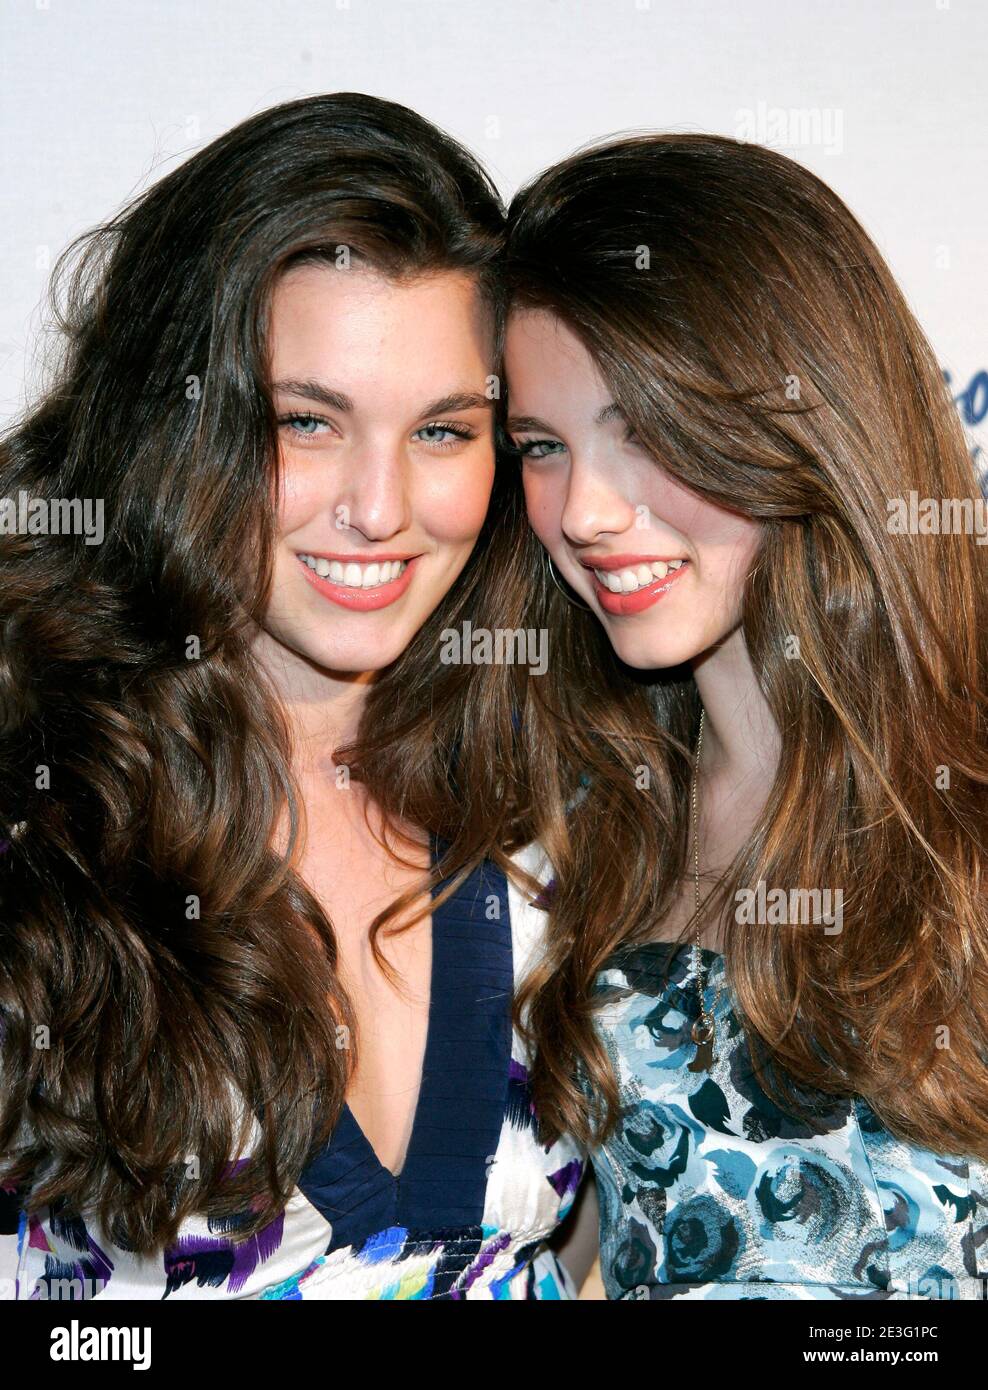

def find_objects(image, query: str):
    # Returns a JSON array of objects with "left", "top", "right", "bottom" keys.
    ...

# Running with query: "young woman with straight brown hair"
[
  {"left": 502, "top": 133, "right": 988, "bottom": 1300},
  {"left": 0, "top": 93, "right": 585, "bottom": 1300}
]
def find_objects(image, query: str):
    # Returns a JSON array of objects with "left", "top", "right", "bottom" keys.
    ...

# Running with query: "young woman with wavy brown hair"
[
  {"left": 0, "top": 92, "right": 586, "bottom": 1300},
  {"left": 501, "top": 133, "right": 988, "bottom": 1299}
]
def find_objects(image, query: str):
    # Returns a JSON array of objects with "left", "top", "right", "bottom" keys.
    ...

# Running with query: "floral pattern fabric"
[{"left": 585, "top": 941, "right": 988, "bottom": 1300}]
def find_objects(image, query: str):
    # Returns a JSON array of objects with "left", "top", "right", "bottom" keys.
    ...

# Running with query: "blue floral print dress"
[
  {"left": 585, "top": 940, "right": 988, "bottom": 1300},
  {"left": 0, "top": 844, "right": 584, "bottom": 1300}
]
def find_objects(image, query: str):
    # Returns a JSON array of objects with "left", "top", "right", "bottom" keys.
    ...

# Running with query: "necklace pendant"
[{"left": 688, "top": 1018, "right": 717, "bottom": 1072}]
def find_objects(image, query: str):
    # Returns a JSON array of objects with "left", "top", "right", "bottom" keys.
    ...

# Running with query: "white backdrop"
[{"left": 2, "top": 0, "right": 985, "bottom": 475}]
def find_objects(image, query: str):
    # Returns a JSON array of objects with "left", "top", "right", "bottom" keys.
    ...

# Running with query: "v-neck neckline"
[
  {"left": 298, "top": 841, "right": 515, "bottom": 1247},
  {"left": 340, "top": 837, "right": 439, "bottom": 1183}
]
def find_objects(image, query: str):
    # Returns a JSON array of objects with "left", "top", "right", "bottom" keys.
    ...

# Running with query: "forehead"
[
  {"left": 505, "top": 308, "right": 610, "bottom": 413},
  {"left": 505, "top": 307, "right": 580, "bottom": 355},
  {"left": 268, "top": 263, "right": 492, "bottom": 375}
]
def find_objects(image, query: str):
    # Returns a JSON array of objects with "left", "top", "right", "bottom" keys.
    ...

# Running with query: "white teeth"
[
  {"left": 592, "top": 559, "right": 687, "bottom": 594},
  {"left": 298, "top": 555, "right": 407, "bottom": 589}
]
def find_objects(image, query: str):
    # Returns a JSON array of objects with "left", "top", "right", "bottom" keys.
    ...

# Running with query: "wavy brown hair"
[
  {"left": 503, "top": 133, "right": 988, "bottom": 1159},
  {"left": 0, "top": 93, "right": 537, "bottom": 1253}
]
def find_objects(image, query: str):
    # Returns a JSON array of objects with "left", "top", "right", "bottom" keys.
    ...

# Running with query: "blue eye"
[
  {"left": 415, "top": 422, "right": 475, "bottom": 447},
  {"left": 278, "top": 413, "right": 330, "bottom": 438},
  {"left": 515, "top": 438, "right": 566, "bottom": 460},
  {"left": 277, "top": 415, "right": 476, "bottom": 448}
]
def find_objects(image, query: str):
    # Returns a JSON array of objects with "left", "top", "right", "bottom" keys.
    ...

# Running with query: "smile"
[
  {"left": 581, "top": 556, "right": 690, "bottom": 616},
  {"left": 296, "top": 552, "right": 417, "bottom": 612}
]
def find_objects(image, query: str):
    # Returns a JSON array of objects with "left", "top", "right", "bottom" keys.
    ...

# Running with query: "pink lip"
[
  {"left": 591, "top": 559, "right": 690, "bottom": 615},
  {"left": 297, "top": 554, "right": 418, "bottom": 612}
]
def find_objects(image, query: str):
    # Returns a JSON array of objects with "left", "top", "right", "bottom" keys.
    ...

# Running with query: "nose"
[
  {"left": 559, "top": 455, "right": 637, "bottom": 547},
  {"left": 333, "top": 441, "right": 412, "bottom": 542}
]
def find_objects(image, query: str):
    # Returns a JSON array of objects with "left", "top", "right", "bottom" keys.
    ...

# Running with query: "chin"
[
  {"left": 608, "top": 632, "right": 701, "bottom": 672},
  {"left": 305, "top": 636, "right": 410, "bottom": 675}
]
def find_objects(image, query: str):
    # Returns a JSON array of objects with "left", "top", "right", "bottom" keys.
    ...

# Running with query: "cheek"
[
  {"left": 730, "top": 532, "right": 761, "bottom": 583},
  {"left": 417, "top": 455, "right": 495, "bottom": 543},
  {"left": 275, "top": 459, "right": 319, "bottom": 537},
  {"left": 521, "top": 470, "right": 562, "bottom": 545},
  {"left": 704, "top": 524, "right": 762, "bottom": 602},
  {"left": 722, "top": 520, "right": 763, "bottom": 572}
]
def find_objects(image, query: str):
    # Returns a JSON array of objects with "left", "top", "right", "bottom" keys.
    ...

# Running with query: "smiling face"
[
  {"left": 504, "top": 309, "right": 763, "bottom": 671},
  {"left": 260, "top": 262, "right": 496, "bottom": 676}
]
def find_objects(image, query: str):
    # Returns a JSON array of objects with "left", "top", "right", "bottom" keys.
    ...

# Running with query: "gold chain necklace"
[{"left": 687, "top": 707, "right": 724, "bottom": 1072}]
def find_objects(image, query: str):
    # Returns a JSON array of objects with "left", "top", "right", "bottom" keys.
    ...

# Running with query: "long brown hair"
[
  {"left": 503, "top": 133, "right": 988, "bottom": 1159},
  {"left": 0, "top": 93, "right": 534, "bottom": 1253}
]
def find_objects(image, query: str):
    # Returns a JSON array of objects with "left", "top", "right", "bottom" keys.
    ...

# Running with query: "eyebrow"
[
  {"left": 271, "top": 378, "right": 493, "bottom": 419},
  {"left": 506, "top": 414, "right": 558, "bottom": 434},
  {"left": 506, "top": 403, "right": 625, "bottom": 433}
]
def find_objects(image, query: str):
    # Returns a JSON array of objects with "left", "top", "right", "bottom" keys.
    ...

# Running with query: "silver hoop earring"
[{"left": 544, "top": 552, "right": 591, "bottom": 610}]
